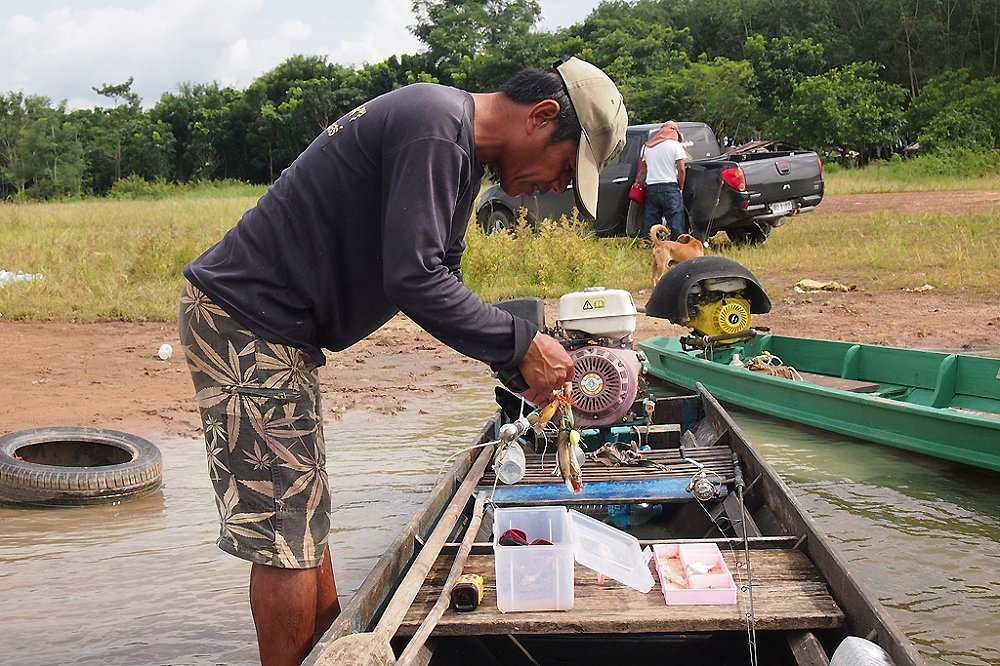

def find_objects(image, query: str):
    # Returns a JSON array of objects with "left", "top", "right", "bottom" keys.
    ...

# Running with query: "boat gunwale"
[
  {"left": 641, "top": 335, "right": 1000, "bottom": 425},
  {"left": 304, "top": 417, "right": 496, "bottom": 664}
]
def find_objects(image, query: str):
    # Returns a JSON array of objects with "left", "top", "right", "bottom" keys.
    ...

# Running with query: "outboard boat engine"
[
  {"left": 495, "top": 288, "right": 647, "bottom": 429},
  {"left": 555, "top": 288, "right": 645, "bottom": 428},
  {"left": 645, "top": 256, "right": 771, "bottom": 348}
]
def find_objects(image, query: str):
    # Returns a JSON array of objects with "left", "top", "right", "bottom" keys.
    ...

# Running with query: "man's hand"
[{"left": 518, "top": 332, "right": 575, "bottom": 406}]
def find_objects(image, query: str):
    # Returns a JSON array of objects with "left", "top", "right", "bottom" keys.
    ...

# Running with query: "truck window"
[
  {"left": 683, "top": 126, "right": 721, "bottom": 159},
  {"left": 619, "top": 133, "right": 646, "bottom": 167}
]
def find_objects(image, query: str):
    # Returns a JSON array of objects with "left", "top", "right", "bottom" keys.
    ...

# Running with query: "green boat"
[
  {"left": 637, "top": 256, "right": 1000, "bottom": 473},
  {"left": 639, "top": 333, "right": 1000, "bottom": 472}
]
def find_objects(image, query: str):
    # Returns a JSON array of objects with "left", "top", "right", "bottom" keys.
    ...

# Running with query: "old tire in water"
[{"left": 0, "top": 427, "right": 163, "bottom": 506}]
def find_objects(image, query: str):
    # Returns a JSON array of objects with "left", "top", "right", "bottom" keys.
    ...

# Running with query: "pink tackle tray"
[{"left": 652, "top": 542, "right": 737, "bottom": 605}]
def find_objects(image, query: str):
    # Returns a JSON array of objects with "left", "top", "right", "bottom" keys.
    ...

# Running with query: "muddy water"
[
  {"left": 729, "top": 404, "right": 1000, "bottom": 666},
  {"left": 1, "top": 377, "right": 997, "bottom": 665}
]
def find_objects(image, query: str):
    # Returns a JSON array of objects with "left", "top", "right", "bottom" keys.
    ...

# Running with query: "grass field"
[{"left": 2, "top": 167, "right": 998, "bottom": 322}]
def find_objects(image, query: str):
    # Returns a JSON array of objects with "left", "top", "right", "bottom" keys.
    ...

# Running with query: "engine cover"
[
  {"left": 569, "top": 345, "right": 643, "bottom": 427},
  {"left": 645, "top": 256, "right": 771, "bottom": 325}
]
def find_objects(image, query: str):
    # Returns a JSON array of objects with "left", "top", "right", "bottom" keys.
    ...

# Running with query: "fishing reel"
[
  {"left": 679, "top": 440, "right": 724, "bottom": 502},
  {"left": 687, "top": 469, "right": 723, "bottom": 502}
]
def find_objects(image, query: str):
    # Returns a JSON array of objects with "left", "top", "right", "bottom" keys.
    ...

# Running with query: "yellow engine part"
[{"left": 688, "top": 297, "right": 751, "bottom": 337}]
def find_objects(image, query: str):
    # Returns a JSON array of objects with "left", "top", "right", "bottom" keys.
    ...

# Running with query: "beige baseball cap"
[{"left": 556, "top": 57, "right": 628, "bottom": 220}]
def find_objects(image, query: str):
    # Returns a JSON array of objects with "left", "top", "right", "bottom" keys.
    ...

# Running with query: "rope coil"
[{"left": 743, "top": 351, "right": 803, "bottom": 381}]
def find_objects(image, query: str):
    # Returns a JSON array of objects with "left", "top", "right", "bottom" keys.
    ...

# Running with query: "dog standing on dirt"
[{"left": 650, "top": 223, "right": 705, "bottom": 286}]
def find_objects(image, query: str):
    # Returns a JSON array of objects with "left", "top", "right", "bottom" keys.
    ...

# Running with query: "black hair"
[{"left": 499, "top": 67, "right": 582, "bottom": 146}]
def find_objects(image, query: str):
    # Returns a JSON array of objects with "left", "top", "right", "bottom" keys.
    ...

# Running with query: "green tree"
[
  {"left": 237, "top": 55, "right": 366, "bottom": 182},
  {"left": 0, "top": 92, "right": 53, "bottom": 198},
  {"left": 79, "top": 78, "right": 174, "bottom": 193},
  {"left": 7, "top": 104, "right": 86, "bottom": 198},
  {"left": 905, "top": 69, "right": 1000, "bottom": 147},
  {"left": 410, "top": 0, "right": 542, "bottom": 86},
  {"left": 655, "top": 0, "right": 759, "bottom": 61},
  {"left": 677, "top": 56, "right": 760, "bottom": 142},
  {"left": 151, "top": 82, "right": 243, "bottom": 181},
  {"left": 918, "top": 108, "right": 995, "bottom": 152},
  {"left": 774, "top": 62, "right": 907, "bottom": 163},
  {"left": 744, "top": 35, "right": 826, "bottom": 116},
  {"left": 558, "top": 13, "right": 694, "bottom": 123}
]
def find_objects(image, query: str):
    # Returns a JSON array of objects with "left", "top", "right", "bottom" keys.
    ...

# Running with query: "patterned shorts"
[{"left": 177, "top": 280, "right": 330, "bottom": 569}]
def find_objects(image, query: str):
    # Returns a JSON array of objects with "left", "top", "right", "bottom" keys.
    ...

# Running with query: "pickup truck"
[{"left": 475, "top": 121, "right": 825, "bottom": 244}]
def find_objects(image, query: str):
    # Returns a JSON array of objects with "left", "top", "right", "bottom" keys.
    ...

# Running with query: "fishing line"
[
  {"left": 735, "top": 469, "right": 759, "bottom": 666},
  {"left": 437, "top": 440, "right": 495, "bottom": 472},
  {"left": 690, "top": 460, "right": 759, "bottom": 666}
]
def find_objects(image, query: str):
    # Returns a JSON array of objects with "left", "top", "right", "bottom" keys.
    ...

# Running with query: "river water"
[{"left": 1, "top": 375, "right": 997, "bottom": 666}]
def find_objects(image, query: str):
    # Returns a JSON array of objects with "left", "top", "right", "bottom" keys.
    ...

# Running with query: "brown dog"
[{"left": 650, "top": 224, "right": 705, "bottom": 286}]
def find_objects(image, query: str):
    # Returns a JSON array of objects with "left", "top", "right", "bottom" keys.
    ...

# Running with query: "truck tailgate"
[{"left": 736, "top": 151, "right": 824, "bottom": 213}]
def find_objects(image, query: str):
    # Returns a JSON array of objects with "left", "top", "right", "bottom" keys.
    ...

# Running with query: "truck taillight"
[
  {"left": 721, "top": 166, "right": 746, "bottom": 192},
  {"left": 818, "top": 156, "right": 824, "bottom": 178}
]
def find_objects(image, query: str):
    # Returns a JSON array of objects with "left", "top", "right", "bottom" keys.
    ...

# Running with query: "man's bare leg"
[
  {"left": 314, "top": 548, "right": 341, "bottom": 642},
  {"left": 250, "top": 548, "right": 340, "bottom": 666}
]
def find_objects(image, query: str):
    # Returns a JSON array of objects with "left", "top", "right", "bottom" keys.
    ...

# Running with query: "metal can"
[{"left": 450, "top": 573, "right": 484, "bottom": 612}]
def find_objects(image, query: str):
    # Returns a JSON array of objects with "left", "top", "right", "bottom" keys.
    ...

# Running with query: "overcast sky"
[{"left": 3, "top": 0, "right": 603, "bottom": 110}]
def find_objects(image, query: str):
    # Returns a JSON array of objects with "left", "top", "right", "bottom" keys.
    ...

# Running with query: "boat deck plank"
[
  {"left": 397, "top": 547, "right": 844, "bottom": 637},
  {"left": 797, "top": 371, "right": 880, "bottom": 393}
]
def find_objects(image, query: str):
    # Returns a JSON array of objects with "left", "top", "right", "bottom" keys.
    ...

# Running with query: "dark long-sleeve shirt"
[{"left": 184, "top": 83, "right": 536, "bottom": 367}]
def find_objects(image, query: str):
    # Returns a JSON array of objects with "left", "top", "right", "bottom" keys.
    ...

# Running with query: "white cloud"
[
  {"left": 323, "top": 0, "right": 423, "bottom": 67},
  {"left": 1, "top": 0, "right": 601, "bottom": 109}
]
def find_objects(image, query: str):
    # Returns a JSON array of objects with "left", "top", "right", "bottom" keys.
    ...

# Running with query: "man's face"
[{"left": 497, "top": 123, "right": 577, "bottom": 200}]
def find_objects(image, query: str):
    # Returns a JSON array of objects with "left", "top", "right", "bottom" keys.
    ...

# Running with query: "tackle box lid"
[{"left": 568, "top": 508, "right": 655, "bottom": 593}]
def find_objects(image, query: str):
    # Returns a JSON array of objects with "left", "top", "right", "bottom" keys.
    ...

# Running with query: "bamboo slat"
[{"left": 482, "top": 447, "right": 736, "bottom": 486}]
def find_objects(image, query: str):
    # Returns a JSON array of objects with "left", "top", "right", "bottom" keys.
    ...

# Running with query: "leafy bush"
[
  {"left": 108, "top": 175, "right": 175, "bottom": 200},
  {"left": 108, "top": 176, "right": 264, "bottom": 200},
  {"left": 903, "top": 148, "right": 1000, "bottom": 178},
  {"left": 462, "top": 213, "right": 649, "bottom": 301},
  {"left": 918, "top": 109, "right": 995, "bottom": 153}
]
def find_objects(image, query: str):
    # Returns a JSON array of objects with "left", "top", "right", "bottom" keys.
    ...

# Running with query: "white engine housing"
[{"left": 557, "top": 287, "right": 637, "bottom": 339}]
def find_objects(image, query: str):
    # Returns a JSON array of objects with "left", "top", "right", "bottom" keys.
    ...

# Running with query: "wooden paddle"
[{"left": 314, "top": 444, "right": 495, "bottom": 666}]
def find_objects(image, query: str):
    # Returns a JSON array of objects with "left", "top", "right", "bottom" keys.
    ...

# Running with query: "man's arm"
[{"left": 380, "top": 137, "right": 554, "bottom": 384}]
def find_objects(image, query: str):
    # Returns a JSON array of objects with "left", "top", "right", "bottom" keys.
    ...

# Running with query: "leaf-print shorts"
[{"left": 178, "top": 280, "right": 330, "bottom": 569}]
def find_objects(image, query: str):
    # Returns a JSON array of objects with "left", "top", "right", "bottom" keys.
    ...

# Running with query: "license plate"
[{"left": 770, "top": 200, "right": 793, "bottom": 215}]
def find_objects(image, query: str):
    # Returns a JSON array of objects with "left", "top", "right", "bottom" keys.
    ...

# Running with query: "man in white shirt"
[{"left": 640, "top": 121, "right": 687, "bottom": 240}]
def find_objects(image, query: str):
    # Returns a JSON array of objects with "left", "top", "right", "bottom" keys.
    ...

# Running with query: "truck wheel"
[
  {"left": 625, "top": 201, "right": 645, "bottom": 237},
  {"left": 478, "top": 205, "right": 515, "bottom": 234},
  {"left": 727, "top": 224, "right": 771, "bottom": 245},
  {"left": 0, "top": 427, "right": 163, "bottom": 506}
]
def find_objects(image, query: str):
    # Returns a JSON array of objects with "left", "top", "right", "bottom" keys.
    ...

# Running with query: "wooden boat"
[
  {"left": 639, "top": 333, "right": 1000, "bottom": 473},
  {"left": 305, "top": 385, "right": 923, "bottom": 666}
]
